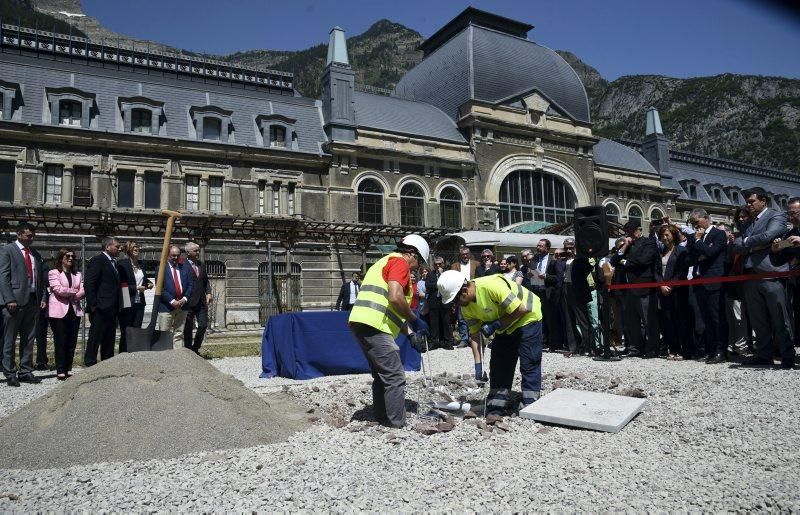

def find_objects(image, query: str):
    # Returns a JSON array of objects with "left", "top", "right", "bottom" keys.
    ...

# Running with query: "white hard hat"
[
  {"left": 399, "top": 234, "right": 430, "bottom": 264},
  {"left": 437, "top": 270, "right": 466, "bottom": 305}
]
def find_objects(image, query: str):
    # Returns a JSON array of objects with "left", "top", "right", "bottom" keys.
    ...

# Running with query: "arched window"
[
  {"left": 498, "top": 170, "right": 576, "bottom": 227},
  {"left": 358, "top": 179, "right": 383, "bottom": 224},
  {"left": 628, "top": 206, "right": 643, "bottom": 225},
  {"left": 440, "top": 187, "right": 462, "bottom": 228},
  {"left": 604, "top": 204, "right": 619, "bottom": 224},
  {"left": 400, "top": 183, "right": 425, "bottom": 226},
  {"left": 650, "top": 208, "right": 664, "bottom": 223}
]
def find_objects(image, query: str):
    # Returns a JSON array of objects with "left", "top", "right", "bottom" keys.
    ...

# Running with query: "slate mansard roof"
[
  {"left": 394, "top": 24, "right": 591, "bottom": 124},
  {"left": 0, "top": 53, "right": 328, "bottom": 155},
  {"left": 593, "top": 138, "right": 657, "bottom": 175},
  {"left": 353, "top": 91, "right": 466, "bottom": 144}
]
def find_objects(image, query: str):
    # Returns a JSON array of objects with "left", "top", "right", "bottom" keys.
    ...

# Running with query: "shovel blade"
[{"left": 126, "top": 327, "right": 174, "bottom": 352}]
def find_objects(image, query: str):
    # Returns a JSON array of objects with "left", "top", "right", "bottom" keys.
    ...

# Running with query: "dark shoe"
[
  {"left": 780, "top": 358, "right": 795, "bottom": 370},
  {"left": 741, "top": 356, "right": 774, "bottom": 367},
  {"left": 57, "top": 374, "right": 67, "bottom": 381},
  {"left": 35, "top": 363, "right": 49, "bottom": 371},
  {"left": 705, "top": 354, "right": 727, "bottom": 364},
  {"left": 18, "top": 375, "right": 41, "bottom": 384},
  {"left": 7, "top": 376, "right": 20, "bottom": 387}
]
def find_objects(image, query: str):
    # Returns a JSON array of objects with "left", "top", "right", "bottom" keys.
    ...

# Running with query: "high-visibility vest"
[
  {"left": 462, "top": 274, "right": 542, "bottom": 335},
  {"left": 348, "top": 253, "right": 412, "bottom": 337}
]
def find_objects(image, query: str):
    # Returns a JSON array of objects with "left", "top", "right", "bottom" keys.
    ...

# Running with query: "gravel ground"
[{"left": 1, "top": 349, "right": 799, "bottom": 511}]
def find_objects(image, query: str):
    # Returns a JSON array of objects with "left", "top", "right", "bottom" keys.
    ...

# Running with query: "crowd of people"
[{"left": 0, "top": 227, "right": 212, "bottom": 387}]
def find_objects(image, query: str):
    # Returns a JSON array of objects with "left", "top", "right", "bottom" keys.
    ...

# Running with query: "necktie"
[
  {"left": 192, "top": 263, "right": 199, "bottom": 277},
  {"left": 23, "top": 247, "right": 33, "bottom": 285},
  {"left": 172, "top": 266, "right": 182, "bottom": 299}
]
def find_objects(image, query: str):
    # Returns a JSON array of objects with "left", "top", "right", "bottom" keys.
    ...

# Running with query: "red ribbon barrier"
[{"left": 607, "top": 269, "right": 800, "bottom": 291}]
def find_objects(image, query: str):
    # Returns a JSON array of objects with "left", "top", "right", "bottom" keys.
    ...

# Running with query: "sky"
[{"left": 79, "top": 0, "right": 800, "bottom": 81}]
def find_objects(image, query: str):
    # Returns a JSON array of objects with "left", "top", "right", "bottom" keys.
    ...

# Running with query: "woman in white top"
[{"left": 116, "top": 240, "right": 153, "bottom": 353}]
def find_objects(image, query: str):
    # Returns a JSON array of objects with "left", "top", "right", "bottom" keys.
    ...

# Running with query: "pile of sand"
[{"left": 0, "top": 349, "right": 309, "bottom": 469}]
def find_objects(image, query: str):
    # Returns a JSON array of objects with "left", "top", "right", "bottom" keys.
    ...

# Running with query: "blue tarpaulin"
[{"left": 260, "top": 311, "right": 421, "bottom": 380}]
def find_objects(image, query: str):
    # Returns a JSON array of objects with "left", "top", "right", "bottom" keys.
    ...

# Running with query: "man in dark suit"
[
  {"left": 157, "top": 245, "right": 194, "bottom": 348},
  {"left": 0, "top": 223, "right": 48, "bottom": 386},
  {"left": 336, "top": 272, "right": 361, "bottom": 311},
  {"left": 735, "top": 187, "right": 795, "bottom": 369},
  {"left": 425, "top": 256, "right": 453, "bottom": 349},
  {"left": 183, "top": 242, "right": 212, "bottom": 353},
  {"left": 544, "top": 247, "right": 566, "bottom": 351},
  {"left": 561, "top": 238, "right": 595, "bottom": 356},
  {"left": 611, "top": 220, "right": 660, "bottom": 358},
  {"left": 84, "top": 236, "right": 122, "bottom": 367},
  {"left": 771, "top": 197, "right": 800, "bottom": 350},
  {"left": 687, "top": 208, "right": 729, "bottom": 363}
]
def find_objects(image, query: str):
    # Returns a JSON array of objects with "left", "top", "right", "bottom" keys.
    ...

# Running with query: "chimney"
[
  {"left": 321, "top": 27, "right": 356, "bottom": 142},
  {"left": 641, "top": 107, "right": 669, "bottom": 176}
]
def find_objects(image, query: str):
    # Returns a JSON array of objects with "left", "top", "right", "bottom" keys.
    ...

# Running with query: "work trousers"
[
  {"left": 118, "top": 303, "right": 145, "bottom": 353},
  {"left": 350, "top": 322, "right": 406, "bottom": 428},
  {"left": 487, "top": 321, "right": 543, "bottom": 415},
  {"left": 49, "top": 311, "right": 80, "bottom": 374},
  {"left": 744, "top": 278, "right": 794, "bottom": 362},
  {"left": 694, "top": 286, "right": 728, "bottom": 358},
  {"left": 2, "top": 296, "right": 38, "bottom": 379},
  {"left": 184, "top": 303, "right": 209, "bottom": 351},
  {"left": 84, "top": 307, "right": 118, "bottom": 367}
]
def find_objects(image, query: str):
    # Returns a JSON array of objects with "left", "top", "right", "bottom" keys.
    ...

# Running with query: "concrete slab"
[{"left": 519, "top": 388, "right": 647, "bottom": 433}]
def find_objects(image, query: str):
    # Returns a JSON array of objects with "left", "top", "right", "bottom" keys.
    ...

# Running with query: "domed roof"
[{"left": 394, "top": 17, "right": 590, "bottom": 124}]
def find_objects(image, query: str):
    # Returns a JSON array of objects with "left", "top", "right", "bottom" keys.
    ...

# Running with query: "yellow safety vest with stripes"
[
  {"left": 348, "top": 253, "right": 413, "bottom": 337},
  {"left": 462, "top": 274, "right": 542, "bottom": 335}
]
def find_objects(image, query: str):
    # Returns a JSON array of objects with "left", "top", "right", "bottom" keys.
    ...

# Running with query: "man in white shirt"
[{"left": 336, "top": 272, "right": 361, "bottom": 311}]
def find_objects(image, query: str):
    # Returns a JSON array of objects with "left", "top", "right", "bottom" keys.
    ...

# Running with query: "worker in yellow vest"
[
  {"left": 349, "top": 234, "right": 430, "bottom": 428},
  {"left": 437, "top": 270, "right": 543, "bottom": 415}
]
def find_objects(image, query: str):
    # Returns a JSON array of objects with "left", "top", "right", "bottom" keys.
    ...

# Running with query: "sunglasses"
[{"left": 64, "top": 255, "right": 75, "bottom": 259}]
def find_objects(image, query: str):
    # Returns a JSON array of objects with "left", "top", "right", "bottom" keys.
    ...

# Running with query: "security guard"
[
  {"left": 437, "top": 269, "right": 543, "bottom": 415},
  {"left": 349, "top": 234, "right": 430, "bottom": 428}
]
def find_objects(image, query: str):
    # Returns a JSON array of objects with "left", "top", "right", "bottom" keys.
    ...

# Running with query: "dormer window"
[
  {"left": 59, "top": 100, "right": 82, "bottom": 127},
  {"left": 131, "top": 109, "right": 152, "bottom": 134},
  {"left": 47, "top": 87, "right": 95, "bottom": 128},
  {"left": 191, "top": 105, "right": 232, "bottom": 143},
  {"left": 257, "top": 114, "right": 296, "bottom": 150},
  {"left": 0, "top": 80, "right": 20, "bottom": 121},
  {"left": 119, "top": 96, "right": 163, "bottom": 135}
]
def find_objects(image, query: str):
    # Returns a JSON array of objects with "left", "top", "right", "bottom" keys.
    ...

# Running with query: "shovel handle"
[{"left": 153, "top": 210, "right": 182, "bottom": 297}]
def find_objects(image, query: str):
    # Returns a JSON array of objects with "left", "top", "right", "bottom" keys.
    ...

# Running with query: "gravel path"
[{"left": 1, "top": 349, "right": 798, "bottom": 511}]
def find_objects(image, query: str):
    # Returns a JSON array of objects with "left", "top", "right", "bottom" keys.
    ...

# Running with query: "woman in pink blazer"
[{"left": 48, "top": 248, "right": 85, "bottom": 380}]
